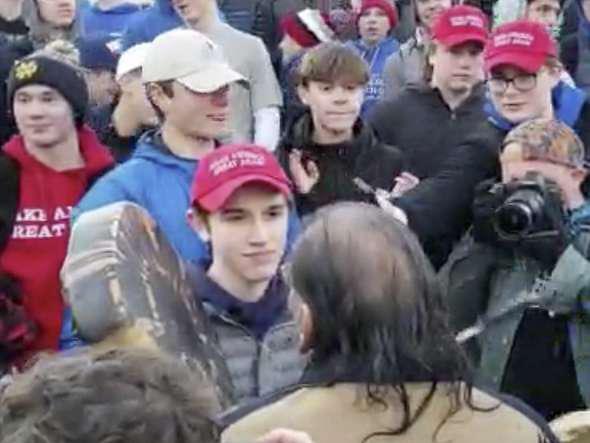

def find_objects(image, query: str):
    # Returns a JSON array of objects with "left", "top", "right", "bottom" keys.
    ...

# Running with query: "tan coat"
[{"left": 222, "top": 383, "right": 556, "bottom": 443}]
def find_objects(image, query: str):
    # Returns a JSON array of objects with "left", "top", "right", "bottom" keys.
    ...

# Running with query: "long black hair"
[{"left": 289, "top": 202, "right": 477, "bottom": 439}]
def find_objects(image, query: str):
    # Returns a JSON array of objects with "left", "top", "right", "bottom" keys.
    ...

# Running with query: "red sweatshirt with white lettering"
[{"left": 0, "top": 126, "right": 113, "bottom": 361}]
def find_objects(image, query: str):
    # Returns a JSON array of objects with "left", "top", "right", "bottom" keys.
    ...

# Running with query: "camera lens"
[
  {"left": 494, "top": 189, "right": 545, "bottom": 239},
  {"left": 495, "top": 203, "right": 534, "bottom": 237}
]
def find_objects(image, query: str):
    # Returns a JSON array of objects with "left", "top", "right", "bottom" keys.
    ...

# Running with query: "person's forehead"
[
  {"left": 528, "top": 0, "right": 561, "bottom": 8},
  {"left": 222, "top": 184, "right": 288, "bottom": 208}
]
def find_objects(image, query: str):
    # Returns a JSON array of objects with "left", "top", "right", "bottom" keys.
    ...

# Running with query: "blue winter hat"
[{"left": 78, "top": 35, "right": 119, "bottom": 72}]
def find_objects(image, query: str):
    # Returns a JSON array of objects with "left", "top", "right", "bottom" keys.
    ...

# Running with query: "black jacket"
[
  {"left": 276, "top": 112, "right": 404, "bottom": 215},
  {"left": 369, "top": 84, "right": 488, "bottom": 179},
  {"left": 368, "top": 84, "right": 494, "bottom": 267}
]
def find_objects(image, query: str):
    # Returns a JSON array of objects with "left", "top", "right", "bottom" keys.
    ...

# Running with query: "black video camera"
[{"left": 473, "top": 172, "right": 566, "bottom": 247}]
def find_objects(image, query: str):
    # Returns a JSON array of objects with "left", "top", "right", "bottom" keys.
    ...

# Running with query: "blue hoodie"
[
  {"left": 78, "top": 1, "right": 145, "bottom": 41},
  {"left": 74, "top": 130, "right": 301, "bottom": 266},
  {"left": 485, "top": 80, "right": 588, "bottom": 132},
  {"left": 348, "top": 36, "right": 400, "bottom": 117},
  {"left": 121, "top": 0, "right": 184, "bottom": 49}
]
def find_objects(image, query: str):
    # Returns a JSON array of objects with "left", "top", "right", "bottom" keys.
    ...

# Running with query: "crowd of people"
[{"left": 1, "top": 0, "right": 590, "bottom": 441}]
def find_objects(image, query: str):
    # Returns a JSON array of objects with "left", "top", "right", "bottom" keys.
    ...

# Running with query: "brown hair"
[
  {"left": 145, "top": 80, "right": 175, "bottom": 122},
  {"left": 0, "top": 347, "right": 221, "bottom": 443},
  {"left": 295, "top": 42, "right": 370, "bottom": 87}
]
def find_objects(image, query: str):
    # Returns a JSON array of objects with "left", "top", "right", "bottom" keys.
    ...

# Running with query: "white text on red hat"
[
  {"left": 450, "top": 15, "right": 485, "bottom": 28},
  {"left": 209, "top": 151, "right": 265, "bottom": 176},
  {"left": 494, "top": 31, "right": 534, "bottom": 47}
]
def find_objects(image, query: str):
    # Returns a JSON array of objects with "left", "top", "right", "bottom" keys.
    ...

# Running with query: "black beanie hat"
[{"left": 7, "top": 55, "right": 89, "bottom": 124}]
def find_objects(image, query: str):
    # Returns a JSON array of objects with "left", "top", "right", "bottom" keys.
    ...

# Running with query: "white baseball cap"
[
  {"left": 116, "top": 42, "right": 151, "bottom": 81},
  {"left": 142, "top": 28, "right": 246, "bottom": 93}
]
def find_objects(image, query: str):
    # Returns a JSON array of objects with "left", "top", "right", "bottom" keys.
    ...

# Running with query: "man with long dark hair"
[{"left": 222, "top": 203, "right": 557, "bottom": 443}]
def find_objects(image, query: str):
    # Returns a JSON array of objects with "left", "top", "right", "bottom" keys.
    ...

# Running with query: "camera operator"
[{"left": 441, "top": 118, "right": 590, "bottom": 420}]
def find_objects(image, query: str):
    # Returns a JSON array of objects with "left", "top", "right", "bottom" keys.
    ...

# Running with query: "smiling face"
[
  {"left": 13, "top": 84, "right": 77, "bottom": 150},
  {"left": 298, "top": 80, "right": 364, "bottom": 137},
  {"left": 150, "top": 81, "right": 231, "bottom": 139},
  {"left": 489, "top": 64, "right": 559, "bottom": 124},
  {"left": 358, "top": 7, "right": 391, "bottom": 45}
]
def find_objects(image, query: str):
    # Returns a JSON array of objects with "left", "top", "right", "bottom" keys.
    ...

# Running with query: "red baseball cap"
[
  {"left": 191, "top": 144, "right": 292, "bottom": 212},
  {"left": 484, "top": 20, "right": 557, "bottom": 74},
  {"left": 431, "top": 5, "right": 489, "bottom": 48}
]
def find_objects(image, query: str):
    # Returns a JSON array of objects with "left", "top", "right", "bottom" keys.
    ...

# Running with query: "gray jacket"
[
  {"left": 206, "top": 305, "right": 307, "bottom": 404},
  {"left": 440, "top": 203, "right": 590, "bottom": 404},
  {"left": 382, "top": 33, "right": 427, "bottom": 101}
]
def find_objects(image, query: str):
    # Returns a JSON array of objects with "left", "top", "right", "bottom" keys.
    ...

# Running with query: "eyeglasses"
[{"left": 488, "top": 73, "right": 538, "bottom": 94}]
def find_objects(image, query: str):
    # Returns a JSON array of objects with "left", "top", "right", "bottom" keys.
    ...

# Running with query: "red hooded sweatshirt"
[{"left": 0, "top": 126, "right": 114, "bottom": 361}]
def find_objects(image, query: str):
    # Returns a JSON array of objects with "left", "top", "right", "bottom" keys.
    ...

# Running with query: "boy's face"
[
  {"left": 13, "top": 84, "right": 77, "bottom": 149},
  {"left": 489, "top": 64, "right": 559, "bottom": 124},
  {"left": 525, "top": 0, "right": 561, "bottom": 30},
  {"left": 153, "top": 81, "right": 230, "bottom": 140},
  {"left": 358, "top": 7, "right": 391, "bottom": 45},
  {"left": 171, "top": 0, "right": 212, "bottom": 26},
  {"left": 204, "top": 184, "right": 289, "bottom": 287},
  {"left": 298, "top": 80, "right": 364, "bottom": 135},
  {"left": 430, "top": 41, "right": 484, "bottom": 95},
  {"left": 415, "top": 0, "right": 452, "bottom": 29},
  {"left": 86, "top": 69, "right": 119, "bottom": 107},
  {"left": 118, "top": 71, "right": 157, "bottom": 126},
  {"left": 37, "top": 0, "right": 75, "bottom": 27}
]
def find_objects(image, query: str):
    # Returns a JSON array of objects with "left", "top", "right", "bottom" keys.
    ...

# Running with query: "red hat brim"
[
  {"left": 195, "top": 174, "right": 292, "bottom": 213},
  {"left": 484, "top": 51, "right": 546, "bottom": 74}
]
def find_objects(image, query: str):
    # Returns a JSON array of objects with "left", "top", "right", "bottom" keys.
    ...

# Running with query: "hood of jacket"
[
  {"left": 485, "top": 80, "right": 588, "bottom": 132},
  {"left": 131, "top": 129, "right": 197, "bottom": 178}
]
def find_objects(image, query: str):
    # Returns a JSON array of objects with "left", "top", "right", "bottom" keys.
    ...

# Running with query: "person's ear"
[
  {"left": 297, "top": 302, "right": 314, "bottom": 353},
  {"left": 146, "top": 83, "right": 171, "bottom": 114},
  {"left": 571, "top": 167, "right": 588, "bottom": 185},
  {"left": 186, "top": 208, "right": 211, "bottom": 242},
  {"left": 297, "top": 85, "right": 310, "bottom": 106}
]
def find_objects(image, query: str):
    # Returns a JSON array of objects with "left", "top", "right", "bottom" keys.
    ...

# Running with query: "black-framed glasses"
[{"left": 488, "top": 73, "right": 538, "bottom": 94}]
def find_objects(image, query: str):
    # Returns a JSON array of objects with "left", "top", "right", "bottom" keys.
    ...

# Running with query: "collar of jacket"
[
  {"left": 485, "top": 80, "right": 588, "bottom": 131},
  {"left": 191, "top": 264, "right": 290, "bottom": 339},
  {"left": 416, "top": 82, "right": 486, "bottom": 113},
  {"left": 285, "top": 111, "right": 372, "bottom": 169}
]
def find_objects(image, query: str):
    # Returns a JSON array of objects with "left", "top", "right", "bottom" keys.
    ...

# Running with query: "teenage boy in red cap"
[
  {"left": 485, "top": 20, "right": 590, "bottom": 144},
  {"left": 369, "top": 4, "right": 489, "bottom": 268},
  {"left": 347, "top": 0, "right": 400, "bottom": 116},
  {"left": 187, "top": 144, "right": 306, "bottom": 404}
]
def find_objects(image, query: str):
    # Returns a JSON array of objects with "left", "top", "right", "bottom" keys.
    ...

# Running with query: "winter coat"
[
  {"left": 382, "top": 31, "right": 427, "bottom": 101},
  {"left": 74, "top": 130, "right": 301, "bottom": 266},
  {"left": 221, "top": 357, "right": 559, "bottom": 443},
  {"left": 560, "top": 0, "right": 590, "bottom": 96},
  {"left": 347, "top": 36, "right": 400, "bottom": 117},
  {"left": 369, "top": 84, "right": 489, "bottom": 267},
  {"left": 440, "top": 202, "right": 590, "bottom": 410},
  {"left": 276, "top": 111, "right": 404, "bottom": 215},
  {"left": 192, "top": 266, "right": 306, "bottom": 404}
]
